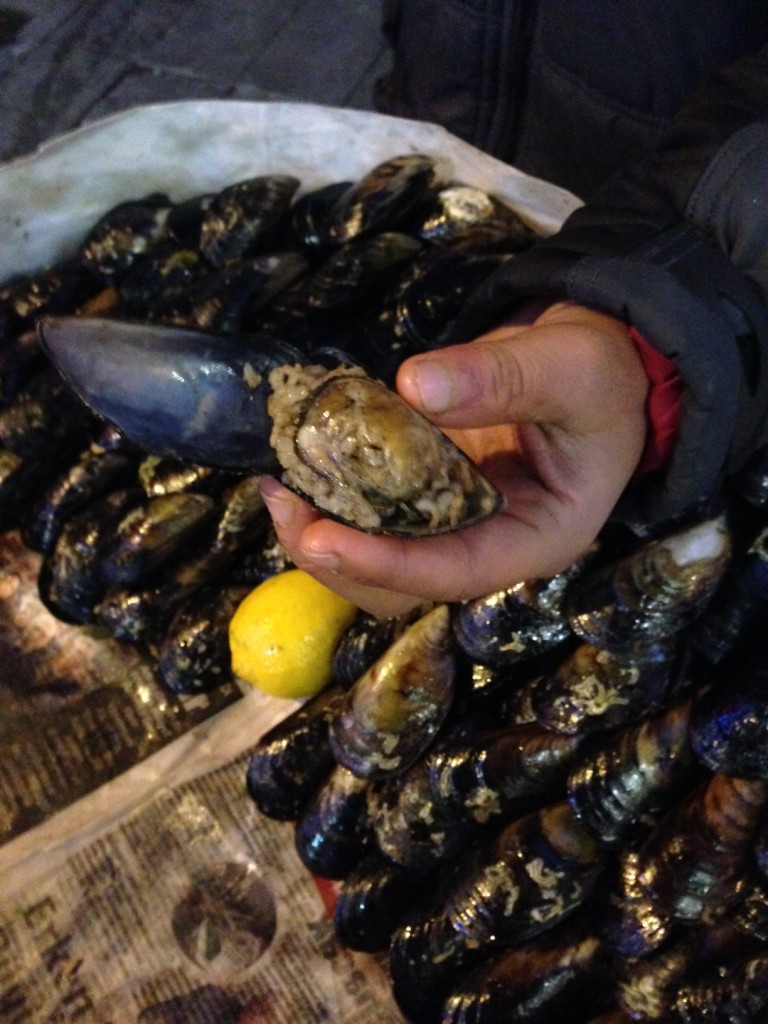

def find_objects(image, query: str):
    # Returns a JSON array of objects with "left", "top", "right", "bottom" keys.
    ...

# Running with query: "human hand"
[{"left": 261, "top": 302, "right": 650, "bottom": 617}]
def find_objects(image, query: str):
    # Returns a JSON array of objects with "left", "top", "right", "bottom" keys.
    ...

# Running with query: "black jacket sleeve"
[{"left": 452, "top": 46, "right": 768, "bottom": 528}]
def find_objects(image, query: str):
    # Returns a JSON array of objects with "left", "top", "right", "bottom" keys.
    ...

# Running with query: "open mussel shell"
[
  {"left": 268, "top": 363, "right": 502, "bottom": 536},
  {"left": 37, "top": 316, "right": 304, "bottom": 472}
]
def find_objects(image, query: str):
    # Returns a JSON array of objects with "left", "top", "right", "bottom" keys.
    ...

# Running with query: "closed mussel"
[
  {"left": 631, "top": 773, "right": 768, "bottom": 926},
  {"left": 245, "top": 685, "right": 345, "bottom": 820},
  {"left": 79, "top": 192, "right": 172, "bottom": 282},
  {"left": 22, "top": 444, "right": 139, "bottom": 554},
  {"left": 452, "top": 559, "right": 588, "bottom": 668},
  {"left": 327, "top": 153, "right": 438, "bottom": 244},
  {"left": 566, "top": 515, "right": 731, "bottom": 652},
  {"left": 333, "top": 852, "right": 428, "bottom": 953},
  {"left": 38, "top": 486, "right": 142, "bottom": 625},
  {"left": 691, "top": 523, "right": 768, "bottom": 664},
  {"left": 689, "top": 660, "right": 768, "bottom": 779},
  {"left": 158, "top": 582, "right": 251, "bottom": 694},
  {"left": 441, "top": 919, "right": 608, "bottom": 1024},
  {"left": 430, "top": 723, "right": 582, "bottom": 827},
  {"left": 415, "top": 183, "right": 536, "bottom": 250},
  {"left": 567, "top": 700, "right": 698, "bottom": 847},
  {"left": 388, "top": 801, "right": 606, "bottom": 1023},
  {"left": 98, "top": 478, "right": 267, "bottom": 644},
  {"left": 332, "top": 609, "right": 418, "bottom": 689},
  {"left": 531, "top": 637, "right": 685, "bottom": 737},
  {"left": 618, "top": 921, "right": 754, "bottom": 1022},
  {"left": 98, "top": 491, "right": 218, "bottom": 588},
  {"left": 294, "top": 764, "right": 372, "bottom": 880},
  {"left": 329, "top": 604, "right": 457, "bottom": 780},
  {"left": 674, "top": 951, "right": 768, "bottom": 1023},
  {"left": 198, "top": 174, "right": 300, "bottom": 267}
]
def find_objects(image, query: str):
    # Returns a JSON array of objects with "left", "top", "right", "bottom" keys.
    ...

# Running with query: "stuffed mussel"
[{"left": 38, "top": 317, "right": 502, "bottom": 537}]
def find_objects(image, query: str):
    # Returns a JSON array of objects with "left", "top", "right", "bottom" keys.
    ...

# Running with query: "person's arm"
[
  {"left": 262, "top": 47, "right": 768, "bottom": 615},
  {"left": 453, "top": 44, "right": 768, "bottom": 526}
]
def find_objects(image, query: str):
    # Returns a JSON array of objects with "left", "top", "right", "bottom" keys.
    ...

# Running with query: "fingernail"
[
  {"left": 261, "top": 478, "right": 296, "bottom": 527},
  {"left": 411, "top": 359, "right": 453, "bottom": 414},
  {"left": 305, "top": 548, "right": 342, "bottom": 573}
]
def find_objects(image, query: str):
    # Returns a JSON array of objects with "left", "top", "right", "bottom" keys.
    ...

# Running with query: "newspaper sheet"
[
  {"left": 0, "top": 746, "right": 404, "bottom": 1023},
  {"left": 0, "top": 530, "right": 242, "bottom": 847}
]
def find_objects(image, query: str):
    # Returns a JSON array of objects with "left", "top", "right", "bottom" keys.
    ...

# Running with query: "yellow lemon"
[{"left": 229, "top": 569, "right": 358, "bottom": 698}]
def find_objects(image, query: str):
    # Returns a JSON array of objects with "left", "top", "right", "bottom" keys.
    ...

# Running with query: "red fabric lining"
[{"left": 629, "top": 327, "right": 683, "bottom": 474}]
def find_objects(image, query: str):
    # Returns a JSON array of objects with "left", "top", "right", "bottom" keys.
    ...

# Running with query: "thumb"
[{"left": 397, "top": 308, "right": 641, "bottom": 434}]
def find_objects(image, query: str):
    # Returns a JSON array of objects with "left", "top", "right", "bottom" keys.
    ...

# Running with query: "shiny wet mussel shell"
[
  {"left": 329, "top": 604, "right": 457, "bottom": 780},
  {"left": 245, "top": 685, "right": 345, "bottom": 820},
  {"left": 566, "top": 515, "right": 731, "bottom": 651}
]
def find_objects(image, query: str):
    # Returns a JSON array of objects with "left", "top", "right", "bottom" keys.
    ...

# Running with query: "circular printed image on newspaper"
[{"left": 172, "top": 861, "right": 277, "bottom": 972}]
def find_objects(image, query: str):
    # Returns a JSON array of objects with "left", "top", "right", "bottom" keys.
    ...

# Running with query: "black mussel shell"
[
  {"left": 333, "top": 853, "right": 432, "bottom": 953},
  {"left": 328, "top": 154, "right": 438, "bottom": 244},
  {"left": 294, "top": 765, "right": 372, "bottom": 879},
  {"left": 441, "top": 919, "right": 608, "bottom": 1024},
  {"left": 79, "top": 193, "right": 172, "bottom": 282},
  {"left": 567, "top": 700, "right": 698, "bottom": 847},
  {"left": 38, "top": 486, "right": 143, "bottom": 625},
  {"left": 290, "top": 180, "right": 353, "bottom": 254},
  {"left": 199, "top": 174, "right": 300, "bottom": 267},
  {"left": 329, "top": 605, "right": 457, "bottom": 780},
  {"left": 98, "top": 491, "right": 218, "bottom": 588},
  {"left": 38, "top": 317, "right": 305, "bottom": 472},
  {"left": 294, "top": 231, "right": 421, "bottom": 313},
  {"left": 245, "top": 686, "right": 345, "bottom": 820},
  {"left": 415, "top": 183, "right": 536, "bottom": 250},
  {"left": 22, "top": 445, "right": 139, "bottom": 554},
  {"left": 332, "top": 609, "right": 418, "bottom": 689},
  {"left": 689, "top": 662, "right": 768, "bottom": 779},
  {"left": 566, "top": 515, "right": 732, "bottom": 652},
  {"left": 158, "top": 583, "right": 250, "bottom": 694}
]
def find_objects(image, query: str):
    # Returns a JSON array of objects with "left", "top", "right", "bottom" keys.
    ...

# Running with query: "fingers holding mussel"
[{"left": 39, "top": 317, "right": 503, "bottom": 536}]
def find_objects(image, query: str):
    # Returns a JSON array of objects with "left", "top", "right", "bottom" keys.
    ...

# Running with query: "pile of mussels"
[
  {"left": 4, "top": 154, "right": 768, "bottom": 1021},
  {"left": 0, "top": 153, "right": 532, "bottom": 689}
]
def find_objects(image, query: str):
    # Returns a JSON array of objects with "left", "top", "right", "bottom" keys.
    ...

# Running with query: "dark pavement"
[{"left": 0, "top": 0, "right": 388, "bottom": 161}]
